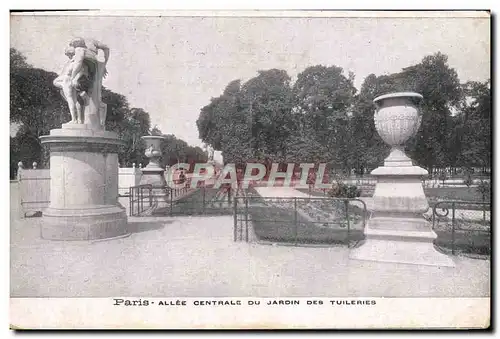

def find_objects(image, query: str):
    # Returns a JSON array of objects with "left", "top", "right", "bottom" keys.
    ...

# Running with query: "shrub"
[
  {"left": 476, "top": 180, "right": 491, "bottom": 202},
  {"left": 463, "top": 175, "right": 473, "bottom": 187},
  {"left": 328, "top": 182, "right": 361, "bottom": 199},
  {"left": 438, "top": 171, "right": 447, "bottom": 186}
]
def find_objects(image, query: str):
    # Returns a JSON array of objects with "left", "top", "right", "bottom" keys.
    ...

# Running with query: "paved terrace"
[{"left": 10, "top": 184, "right": 490, "bottom": 298}]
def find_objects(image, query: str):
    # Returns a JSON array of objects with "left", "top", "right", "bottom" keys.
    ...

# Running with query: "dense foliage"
[
  {"left": 10, "top": 48, "right": 207, "bottom": 178},
  {"left": 197, "top": 52, "right": 490, "bottom": 176},
  {"left": 10, "top": 48, "right": 490, "bottom": 179},
  {"left": 328, "top": 183, "right": 361, "bottom": 199}
]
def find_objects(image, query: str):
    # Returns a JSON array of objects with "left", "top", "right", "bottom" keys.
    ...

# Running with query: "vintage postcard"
[{"left": 9, "top": 10, "right": 491, "bottom": 329}]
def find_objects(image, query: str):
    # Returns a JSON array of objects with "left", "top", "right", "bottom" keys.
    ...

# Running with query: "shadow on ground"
[
  {"left": 127, "top": 221, "right": 171, "bottom": 234},
  {"left": 19, "top": 211, "right": 43, "bottom": 218}
]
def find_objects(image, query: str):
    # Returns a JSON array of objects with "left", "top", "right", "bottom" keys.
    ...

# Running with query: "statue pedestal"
[
  {"left": 349, "top": 166, "right": 455, "bottom": 267},
  {"left": 139, "top": 166, "right": 170, "bottom": 213},
  {"left": 40, "top": 124, "right": 128, "bottom": 240},
  {"left": 139, "top": 135, "right": 170, "bottom": 214}
]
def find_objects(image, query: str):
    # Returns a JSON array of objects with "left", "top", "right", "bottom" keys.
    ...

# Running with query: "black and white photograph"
[{"left": 9, "top": 10, "right": 491, "bottom": 329}]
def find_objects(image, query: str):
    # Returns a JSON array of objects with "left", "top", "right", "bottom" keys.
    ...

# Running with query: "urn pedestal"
[
  {"left": 349, "top": 92, "right": 454, "bottom": 267},
  {"left": 139, "top": 136, "right": 170, "bottom": 212},
  {"left": 40, "top": 124, "right": 129, "bottom": 240}
]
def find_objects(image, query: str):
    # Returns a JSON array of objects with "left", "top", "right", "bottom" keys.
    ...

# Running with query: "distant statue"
[
  {"left": 53, "top": 37, "right": 110, "bottom": 128},
  {"left": 17, "top": 161, "right": 23, "bottom": 180},
  {"left": 207, "top": 145, "right": 215, "bottom": 161}
]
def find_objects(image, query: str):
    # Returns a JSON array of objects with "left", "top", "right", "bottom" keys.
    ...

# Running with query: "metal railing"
[
  {"left": 169, "top": 185, "right": 190, "bottom": 201},
  {"left": 126, "top": 178, "right": 236, "bottom": 216},
  {"left": 165, "top": 186, "right": 234, "bottom": 216},
  {"left": 17, "top": 169, "right": 50, "bottom": 218},
  {"left": 129, "top": 184, "right": 153, "bottom": 216},
  {"left": 432, "top": 200, "right": 491, "bottom": 256},
  {"left": 234, "top": 195, "right": 368, "bottom": 246}
]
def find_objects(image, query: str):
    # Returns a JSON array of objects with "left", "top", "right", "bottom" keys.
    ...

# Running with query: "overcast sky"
[{"left": 10, "top": 12, "right": 490, "bottom": 162}]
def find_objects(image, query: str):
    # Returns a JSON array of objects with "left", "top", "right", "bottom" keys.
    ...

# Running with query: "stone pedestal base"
[
  {"left": 349, "top": 164, "right": 455, "bottom": 267},
  {"left": 40, "top": 124, "right": 128, "bottom": 241},
  {"left": 139, "top": 167, "right": 170, "bottom": 211},
  {"left": 41, "top": 205, "right": 128, "bottom": 241},
  {"left": 349, "top": 227, "right": 455, "bottom": 267}
]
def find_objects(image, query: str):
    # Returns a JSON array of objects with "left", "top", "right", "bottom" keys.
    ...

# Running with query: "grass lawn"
[
  {"left": 299, "top": 186, "right": 488, "bottom": 202},
  {"left": 432, "top": 216, "right": 491, "bottom": 255},
  {"left": 434, "top": 230, "right": 491, "bottom": 255},
  {"left": 152, "top": 185, "right": 490, "bottom": 255},
  {"left": 245, "top": 187, "right": 490, "bottom": 254},
  {"left": 248, "top": 205, "right": 364, "bottom": 245},
  {"left": 242, "top": 187, "right": 366, "bottom": 245},
  {"left": 425, "top": 187, "right": 488, "bottom": 202},
  {"left": 248, "top": 202, "right": 490, "bottom": 254}
]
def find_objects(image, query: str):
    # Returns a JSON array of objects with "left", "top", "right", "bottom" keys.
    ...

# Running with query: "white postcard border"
[{"left": 10, "top": 297, "right": 490, "bottom": 329}]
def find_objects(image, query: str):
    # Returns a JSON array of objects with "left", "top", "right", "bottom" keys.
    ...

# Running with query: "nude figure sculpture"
[{"left": 53, "top": 38, "right": 110, "bottom": 127}]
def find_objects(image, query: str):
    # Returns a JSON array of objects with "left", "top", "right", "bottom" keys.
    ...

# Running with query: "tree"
[
  {"left": 454, "top": 80, "right": 491, "bottom": 170},
  {"left": 10, "top": 49, "right": 204, "bottom": 173},
  {"left": 197, "top": 70, "right": 296, "bottom": 166},
  {"left": 10, "top": 66, "right": 68, "bottom": 166},
  {"left": 151, "top": 125, "right": 162, "bottom": 136},
  {"left": 117, "top": 108, "right": 151, "bottom": 167},
  {"left": 293, "top": 65, "right": 357, "bottom": 172},
  {"left": 102, "top": 88, "right": 130, "bottom": 133},
  {"left": 476, "top": 179, "right": 491, "bottom": 222},
  {"left": 159, "top": 134, "right": 207, "bottom": 168},
  {"left": 197, "top": 79, "right": 241, "bottom": 151},
  {"left": 398, "top": 53, "right": 462, "bottom": 174},
  {"left": 294, "top": 65, "right": 356, "bottom": 115},
  {"left": 285, "top": 133, "right": 322, "bottom": 164},
  {"left": 10, "top": 50, "right": 146, "bottom": 168},
  {"left": 10, "top": 128, "right": 44, "bottom": 173},
  {"left": 184, "top": 146, "right": 208, "bottom": 168},
  {"left": 348, "top": 73, "right": 398, "bottom": 174},
  {"left": 10, "top": 48, "right": 31, "bottom": 69},
  {"left": 196, "top": 53, "right": 489, "bottom": 179},
  {"left": 238, "top": 69, "right": 295, "bottom": 163}
]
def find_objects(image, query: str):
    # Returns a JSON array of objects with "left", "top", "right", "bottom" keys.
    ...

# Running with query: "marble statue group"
[
  {"left": 53, "top": 37, "right": 109, "bottom": 126},
  {"left": 41, "top": 37, "right": 128, "bottom": 241}
]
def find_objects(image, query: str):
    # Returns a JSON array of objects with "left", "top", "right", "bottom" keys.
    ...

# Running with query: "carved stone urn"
[
  {"left": 349, "top": 92, "right": 454, "bottom": 267},
  {"left": 373, "top": 92, "right": 423, "bottom": 167},
  {"left": 142, "top": 136, "right": 164, "bottom": 169}
]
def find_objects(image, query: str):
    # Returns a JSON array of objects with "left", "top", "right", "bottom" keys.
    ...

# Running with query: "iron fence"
[
  {"left": 159, "top": 185, "right": 234, "bottom": 216},
  {"left": 168, "top": 185, "right": 190, "bottom": 201},
  {"left": 432, "top": 200, "right": 491, "bottom": 256},
  {"left": 233, "top": 195, "right": 368, "bottom": 246},
  {"left": 17, "top": 169, "right": 50, "bottom": 218},
  {"left": 129, "top": 184, "right": 153, "bottom": 216}
]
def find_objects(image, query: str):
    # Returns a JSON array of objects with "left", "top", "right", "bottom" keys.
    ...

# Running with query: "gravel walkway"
[
  {"left": 10, "top": 184, "right": 490, "bottom": 298},
  {"left": 10, "top": 214, "right": 489, "bottom": 298}
]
